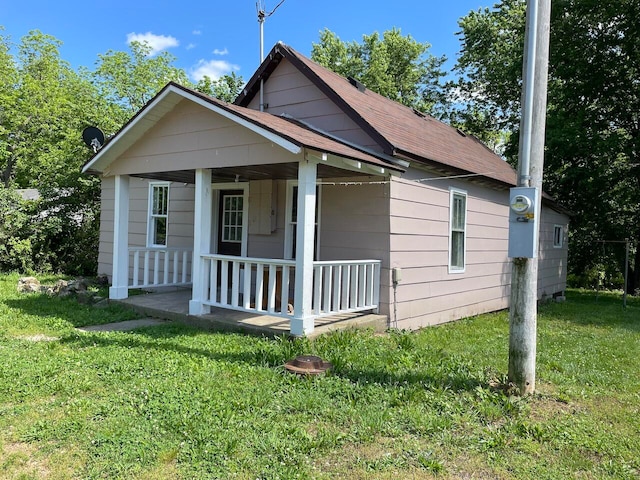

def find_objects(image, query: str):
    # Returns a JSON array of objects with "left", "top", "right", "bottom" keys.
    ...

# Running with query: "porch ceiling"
[{"left": 130, "top": 162, "right": 379, "bottom": 184}]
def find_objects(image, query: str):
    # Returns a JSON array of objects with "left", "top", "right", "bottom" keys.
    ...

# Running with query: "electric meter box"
[{"left": 508, "top": 186, "right": 539, "bottom": 258}]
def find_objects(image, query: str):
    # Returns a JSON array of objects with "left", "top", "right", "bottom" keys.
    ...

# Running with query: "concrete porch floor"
[{"left": 111, "top": 288, "right": 388, "bottom": 339}]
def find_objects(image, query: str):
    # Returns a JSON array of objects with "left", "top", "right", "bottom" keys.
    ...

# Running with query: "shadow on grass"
[
  {"left": 7, "top": 292, "right": 487, "bottom": 393},
  {"left": 3, "top": 293, "right": 141, "bottom": 328},
  {"left": 51, "top": 325, "right": 486, "bottom": 394}
]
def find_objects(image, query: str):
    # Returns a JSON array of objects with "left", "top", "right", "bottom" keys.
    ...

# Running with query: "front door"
[{"left": 217, "top": 190, "right": 244, "bottom": 256}]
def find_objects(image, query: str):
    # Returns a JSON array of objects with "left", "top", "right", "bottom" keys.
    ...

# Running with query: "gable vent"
[{"left": 347, "top": 76, "right": 366, "bottom": 92}]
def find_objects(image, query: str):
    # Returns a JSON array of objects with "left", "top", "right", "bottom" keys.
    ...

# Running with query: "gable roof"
[
  {"left": 82, "top": 82, "right": 404, "bottom": 175},
  {"left": 235, "top": 42, "right": 517, "bottom": 187}
]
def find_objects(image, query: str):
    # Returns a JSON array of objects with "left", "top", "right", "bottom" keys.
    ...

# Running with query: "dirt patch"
[
  {"left": 16, "top": 335, "right": 60, "bottom": 342},
  {"left": 1, "top": 442, "right": 51, "bottom": 479}
]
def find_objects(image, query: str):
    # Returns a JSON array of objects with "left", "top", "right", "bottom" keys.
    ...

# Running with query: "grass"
[{"left": 0, "top": 272, "right": 639, "bottom": 479}]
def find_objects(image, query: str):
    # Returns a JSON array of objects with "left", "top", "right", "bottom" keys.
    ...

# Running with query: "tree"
[
  {"left": 93, "top": 41, "right": 191, "bottom": 122},
  {"left": 195, "top": 72, "right": 245, "bottom": 103},
  {"left": 0, "top": 30, "right": 107, "bottom": 273},
  {"left": 311, "top": 28, "right": 450, "bottom": 118},
  {"left": 456, "top": 0, "right": 640, "bottom": 293},
  {"left": 0, "top": 26, "right": 249, "bottom": 275}
]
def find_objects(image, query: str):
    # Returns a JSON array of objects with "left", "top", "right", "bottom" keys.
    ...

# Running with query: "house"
[{"left": 82, "top": 42, "right": 569, "bottom": 336}]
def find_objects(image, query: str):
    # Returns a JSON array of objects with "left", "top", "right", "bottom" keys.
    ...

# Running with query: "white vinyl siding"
[
  {"left": 449, "top": 189, "right": 467, "bottom": 272},
  {"left": 148, "top": 182, "right": 169, "bottom": 247}
]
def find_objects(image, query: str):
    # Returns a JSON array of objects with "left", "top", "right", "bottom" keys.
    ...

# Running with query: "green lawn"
[{"left": 0, "top": 273, "right": 638, "bottom": 479}]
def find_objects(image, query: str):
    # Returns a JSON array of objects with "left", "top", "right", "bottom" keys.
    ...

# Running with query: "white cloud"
[
  {"left": 126, "top": 32, "right": 179, "bottom": 56},
  {"left": 186, "top": 43, "right": 197, "bottom": 50},
  {"left": 192, "top": 30, "right": 202, "bottom": 35},
  {"left": 213, "top": 48, "right": 229, "bottom": 56},
  {"left": 190, "top": 59, "right": 240, "bottom": 81}
]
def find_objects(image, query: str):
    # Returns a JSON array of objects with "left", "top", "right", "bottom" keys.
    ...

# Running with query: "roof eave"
[{"left": 82, "top": 82, "right": 303, "bottom": 175}]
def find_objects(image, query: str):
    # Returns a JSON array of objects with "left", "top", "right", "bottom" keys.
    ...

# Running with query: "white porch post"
[
  {"left": 109, "top": 175, "right": 130, "bottom": 299},
  {"left": 291, "top": 160, "right": 318, "bottom": 336},
  {"left": 189, "top": 168, "right": 212, "bottom": 315}
]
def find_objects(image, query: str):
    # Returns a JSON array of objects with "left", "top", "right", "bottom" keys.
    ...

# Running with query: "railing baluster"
[
  {"left": 267, "top": 264, "right": 276, "bottom": 313},
  {"left": 143, "top": 251, "right": 150, "bottom": 286},
  {"left": 172, "top": 250, "right": 178, "bottom": 284},
  {"left": 152, "top": 251, "right": 160, "bottom": 285},
  {"left": 349, "top": 265, "right": 358, "bottom": 309},
  {"left": 182, "top": 251, "right": 188, "bottom": 283},
  {"left": 163, "top": 251, "right": 169, "bottom": 285},
  {"left": 313, "top": 264, "right": 322, "bottom": 315},
  {"left": 231, "top": 260, "right": 240, "bottom": 307},
  {"left": 372, "top": 263, "right": 381, "bottom": 313},
  {"left": 281, "top": 265, "right": 290, "bottom": 315},
  {"left": 341, "top": 265, "right": 350, "bottom": 310},
  {"left": 323, "top": 265, "right": 332, "bottom": 314},
  {"left": 255, "top": 263, "right": 264, "bottom": 312},
  {"left": 333, "top": 265, "right": 342, "bottom": 312},
  {"left": 132, "top": 250, "right": 140, "bottom": 287},
  {"left": 209, "top": 259, "right": 218, "bottom": 303},
  {"left": 220, "top": 261, "right": 228, "bottom": 305},
  {"left": 358, "top": 264, "right": 366, "bottom": 307},
  {"left": 243, "top": 262, "right": 252, "bottom": 309}
]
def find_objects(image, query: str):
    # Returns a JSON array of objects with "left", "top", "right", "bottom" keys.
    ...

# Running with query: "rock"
[
  {"left": 95, "top": 274, "right": 109, "bottom": 287},
  {"left": 17, "top": 277, "right": 40, "bottom": 293},
  {"left": 58, "top": 278, "right": 89, "bottom": 297},
  {"left": 66, "top": 278, "right": 89, "bottom": 292},
  {"left": 53, "top": 279, "right": 68, "bottom": 294}
]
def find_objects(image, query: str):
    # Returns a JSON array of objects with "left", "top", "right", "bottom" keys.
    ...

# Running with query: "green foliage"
[
  {"left": 311, "top": 28, "right": 450, "bottom": 118},
  {"left": 93, "top": 41, "right": 191, "bottom": 121},
  {"left": 0, "top": 277, "right": 638, "bottom": 478},
  {"left": 195, "top": 72, "right": 244, "bottom": 103},
  {"left": 0, "top": 187, "right": 32, "bottom": 272},
  {"left": 455, "top": 0, "right": 640, "bottom": 293},
  {"left": 0, "top": 27, "right": 246, "bottom": 276}
]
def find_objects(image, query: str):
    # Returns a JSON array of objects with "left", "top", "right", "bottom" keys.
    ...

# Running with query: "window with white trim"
[
  {"left": 148, "top": 182, "right": 169, "bottom": 247},
  {"left": 449, "top": 189, "right": 467, "bottom": 272},
  {"left": 284, "top": 181, "right": 321, "bottom": 260},
  {"left": 553, "top": 225, "right": 563, "bottom": 248}
]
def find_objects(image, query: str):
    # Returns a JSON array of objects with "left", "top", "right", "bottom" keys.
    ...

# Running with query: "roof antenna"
[{"left": 256, "top": 0, "right": 285, "bottom": 111}]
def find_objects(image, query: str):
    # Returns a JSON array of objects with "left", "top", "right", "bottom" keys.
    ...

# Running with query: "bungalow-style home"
[{"left": 82, "top": 42, "right": 569, "bottom": 336}]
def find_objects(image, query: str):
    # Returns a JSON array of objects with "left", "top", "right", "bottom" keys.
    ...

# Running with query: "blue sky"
[{"left": 1, "top": 0, "right": 493, "bottom": 82}]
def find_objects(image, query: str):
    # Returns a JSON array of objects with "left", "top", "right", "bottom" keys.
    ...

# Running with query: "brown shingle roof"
[{"left": 236, "top": 43, "right": 517, "bottom": 187}]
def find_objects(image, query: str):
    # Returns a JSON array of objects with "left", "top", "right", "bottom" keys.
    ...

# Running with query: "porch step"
[{"left": 110, "top": 289, "right": 388, "bottom": 338}]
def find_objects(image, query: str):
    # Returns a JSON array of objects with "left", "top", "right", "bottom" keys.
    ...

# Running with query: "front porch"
[
  {"left": 109, "top": 160, "right": 388, "bottom": 336},
  {"left": 114, "top": 288, "right": 388, "bottom": 339},
  {"left": 114, "top": 246, "right": 383, "bottom": 337}
]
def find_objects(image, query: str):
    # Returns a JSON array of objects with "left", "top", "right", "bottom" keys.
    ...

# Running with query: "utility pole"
[{"left": 508, "top": 0, "right": 552, "bottom": 395}]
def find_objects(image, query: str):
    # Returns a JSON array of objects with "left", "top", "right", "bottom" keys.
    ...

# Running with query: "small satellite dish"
[{"left": 82, "top": 126, "right": 105, "bottom": 153}]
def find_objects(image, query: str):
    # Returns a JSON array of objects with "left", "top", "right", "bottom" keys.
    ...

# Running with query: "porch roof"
[{"left": 82, "top": 82, "right": 405, "bottom": 177}]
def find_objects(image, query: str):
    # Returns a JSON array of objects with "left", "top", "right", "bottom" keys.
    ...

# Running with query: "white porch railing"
[
  {"left": 129, "top": 247, "right": 192, "bottom": 289},
  {"left": 201, "top": 254, "right": 296, "bottom": 316},
  {"left": 200, "top": 254, "right": 381, "bottom": 319},
  {"left": 312, "top": 260, "right": 381, "bottom": 316}
]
